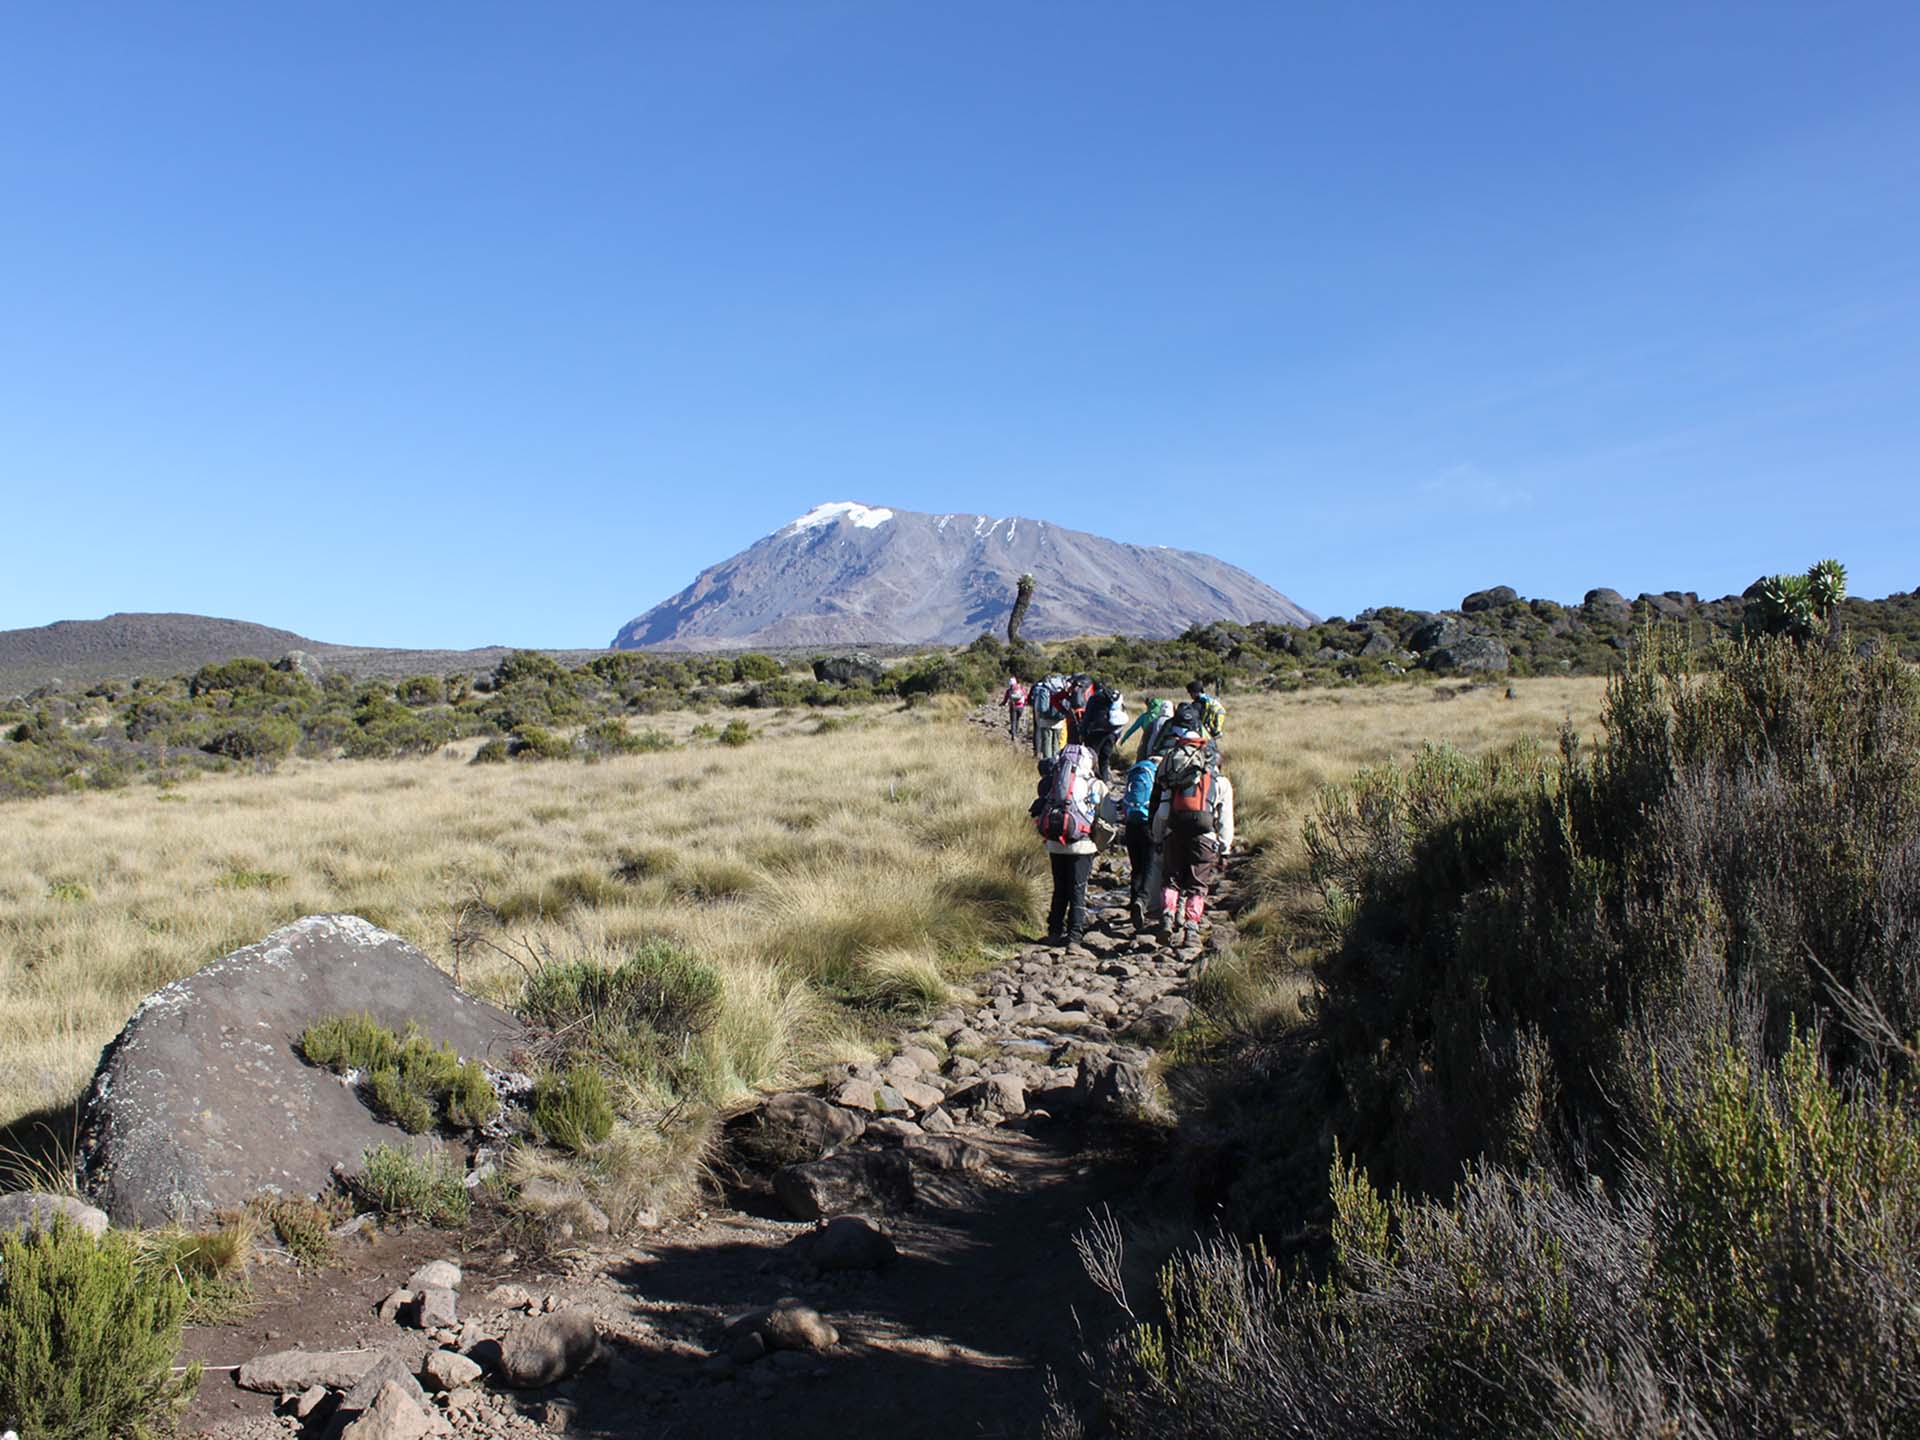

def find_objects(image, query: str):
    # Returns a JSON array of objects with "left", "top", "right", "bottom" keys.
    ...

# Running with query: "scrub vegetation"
[{"left": 1062, "top": 629, "right": 1920, "bottom": 1440}]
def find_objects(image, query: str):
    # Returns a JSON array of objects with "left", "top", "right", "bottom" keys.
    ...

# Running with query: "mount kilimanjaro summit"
[{"left": 613, "top": 503, "right": 1317, "bottom": 651}]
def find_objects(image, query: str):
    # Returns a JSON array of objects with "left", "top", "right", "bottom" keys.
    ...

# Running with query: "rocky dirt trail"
[{"left": 189, "top": 847, "right": 1237, "bottom": 1440}]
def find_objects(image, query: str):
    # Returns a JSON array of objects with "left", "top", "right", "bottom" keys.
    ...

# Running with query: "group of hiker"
[{"left": 1005, "top": 672, "right": 1234, "bottom": 950}]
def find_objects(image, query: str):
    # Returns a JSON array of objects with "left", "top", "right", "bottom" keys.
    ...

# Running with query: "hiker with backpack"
[
  {"left": 1077, "top": 681, "right": 1128, "bottom": 780},
  {"left": 1120, "top": 697, "right": 1170, "bottom": 764},
  {"left": 1151, "top": 729, "right": 1236, "bottom": 943},
  {"left": 1184, "top": 679, "right": 1225, "bottom": 741},
  {"left": 1031, "top": 743, "right": 1110, "bottom": 948},
  {"left": 1120, "top": 753, "right": 1164, "bottom": 931},
  {"left": 1000, "top": 675, "right": 1028, "bottom": 741},
  {"left": 1057, "top": 673, "right": 1097, "bottom": 742},
  {"left": 1029, "top": 673, "right": 1068, "bottom": 760}
]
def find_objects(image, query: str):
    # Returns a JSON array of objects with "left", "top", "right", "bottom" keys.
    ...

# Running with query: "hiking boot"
[
  {"left": 1129, "top": 899, "right": 1147, "bottom": 932},
  {"left": 1044, "top": 932, "right": 1066, "bottom": 949},
  {"left": 1159, "top": 912, "right": 1179, "bottom": 944}
]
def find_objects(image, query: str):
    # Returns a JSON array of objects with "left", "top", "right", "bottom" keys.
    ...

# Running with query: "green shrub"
[
  {"left": 533, "top": 1065, "right": 615, "bottom": 1155},
  {"left": 1073, "top": 1037, "right": 1920, "bottom": 1440},
  {"left": 520, "top": 943, "right": 722, "bottom": 1090},
  {"left": 246, "top": 1194, "right": 348, "bottom": 1270},
  {"left": 1302, "top": 631, "right": 1920, "bottom": 1192},
  {"left": 299, "top": 1014, "right": 497, "bottom": 1133},
  {"left": 579, "top": 718, "right": 648, "bottom": 756},
  {"left": 355, "top": 1144, "right": 470, "bottom": 1227},
  {"left": 200, "top": 715, "right": 300, "bottom": 761},
  {"left": 394, "top": 675, "right": 445, "bottom": 707},
  {"left": 470, "top": 737, "right": 509, "bottom": 764},
  {"left": 1071, "top": 623, "right": 1920, "bottom": 1440},
  {"left": 0, "top": 1219, "right": 200, "bottom": 1440},
  {"left": 733, "top": 653, "right": 783, "bottom": 683},
  {"left": 718, "top": 719, "right": 752, "bottom": 747},
  {"left": 507, "top": 725, "right": 572, "bottom": 761},
  {"left": 187, "top": 657, "right": 274, "bottom": 697}
]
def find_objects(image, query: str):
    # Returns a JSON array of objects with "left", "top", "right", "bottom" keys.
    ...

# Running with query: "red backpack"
[
  {"left": 1164, "top": 741, "right": 1219, "bottom": 834},
  {"left": 1035, "top": 744, "right": 1097, "bottom": 845}
]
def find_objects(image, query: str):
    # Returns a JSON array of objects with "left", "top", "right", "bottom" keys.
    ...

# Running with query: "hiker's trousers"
[{"left": 1048, "top": 851, "right": 1094, "bottom": 940}]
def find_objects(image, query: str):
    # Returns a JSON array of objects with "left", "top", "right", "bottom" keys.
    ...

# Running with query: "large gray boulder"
[
  {"left": 1582, "top": 588, "right": 1632, "bottom": 621},
  {"left": 811, "top": 653, "right": 885, "bottom": 686},
  {"left": 78, "top": 914, "right": 528, "bottom": 1226},
  {"left": 1460, "top": 586, "right": 1519, "bottom": 613},
  {"left": 1409, "top": 615, "right": 1466, "bottom": 653},
  {"left": 0, "top": 1192, "right": 109, "bottom": 1238},
  {"left": 273, "top": 650, "right": 325, "bottom": 683},
  {"left": 1424, "top": 635, "right": 1511, "bottom": 674}
]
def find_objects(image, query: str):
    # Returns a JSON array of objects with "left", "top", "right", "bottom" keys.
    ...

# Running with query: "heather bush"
[
  {"left": 1304, "top": 631, "right": 1920, "bottom": 1191},
  {"left": 0, "top": 1219, "right": 199, "bottom": 1440},
  {"left": 1070, "top": 629, "right": 1920, "bottom": 1439}
]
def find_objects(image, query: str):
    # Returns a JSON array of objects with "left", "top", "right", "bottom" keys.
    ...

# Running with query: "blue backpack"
[{"left": 1122, "top": 758, "right": 1159, "bottom": 822}]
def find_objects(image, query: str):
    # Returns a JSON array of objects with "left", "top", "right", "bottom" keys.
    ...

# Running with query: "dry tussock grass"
[{"left": 0, "top": 678, "right": 1605, "bottom": 1136}]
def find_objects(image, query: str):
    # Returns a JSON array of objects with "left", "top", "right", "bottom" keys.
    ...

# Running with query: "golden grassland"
[{"left": 0, "top": 678, "right": 1607, "bottom": 1151}]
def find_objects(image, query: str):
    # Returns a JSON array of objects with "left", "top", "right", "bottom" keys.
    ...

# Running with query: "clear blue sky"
[{"left": 3, "top": 3, "right": 1917, "bottom": 646}]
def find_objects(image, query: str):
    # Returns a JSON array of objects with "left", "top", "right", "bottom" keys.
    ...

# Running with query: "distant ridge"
[
  {"left": 0, "top": 613, "right": 606, "bottom": 695},
  {"left": 614, "top": 502, "right": 1318, "bottom": 651}
]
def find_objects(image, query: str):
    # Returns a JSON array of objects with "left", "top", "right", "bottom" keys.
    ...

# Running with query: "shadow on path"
[{"left": 551, "top": 1122, "right": 1155, "bottom": 1440}]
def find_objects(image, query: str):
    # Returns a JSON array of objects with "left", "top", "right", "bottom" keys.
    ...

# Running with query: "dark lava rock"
[
  {"left": 497, "top": 1308, "right": 603, "bottom": 1388},
  {"left": 1074, "top": 1052, "right": 1155, "bottom": 1113},
  {"left": 791, "top": 1214, "right": 898, "bottom": 1272},
  {"left": 1582, "top": 588, "right": 1632, "bottom": 619},
  {"left": 811, "top": 653, "right": 885, "bottom": 686},
  {"left": 78, "top": 914, "right": 527, "bottom": 1226},
  {"left": 773, "top": 1149, "right": 915, "bottom": 1220},
  {"left": 1461, "top": 586, "right": 1519, "bottom": 613},
  {"left": 731, "top": 1092, "right": 866, "bottom": 1172},
  {"left": 1409, "top": 616, "right": 1466, "bottom": 653},
  {"left": 1425, "top": 635, "right": 1511, "bottom": 674}
]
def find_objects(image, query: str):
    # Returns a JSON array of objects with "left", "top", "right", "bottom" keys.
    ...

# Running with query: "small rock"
[
  {"left": 293, "top": 1386, "right": 330, "bottom": 1420},
  {"left": 486, "top": 1283, "right": 536, "bottom": 1311},
  {"left": 340, "top": 1380, "right": 438, "bottom": 1440},
  {"left": 794, "top": 1215, "right": 897, "bottom": 1272},
  {"left": 900, "top": 1135, "right": 988, "bottom": 1173},
  {"left": 750, "top": 1092, "right": 867, "bottom": 1160},
  {"left": 421, "top": 1349, "right": 483, "bottom": 1392},
  {"left": 881, "top": 1055, "right": 924, "bottom": 1082},
  {"left": 831, "top": 1079, "right": 879, "bottom": 1112},
  {"left": 919, "top": 1107, "right": 958, "bottom": 1135},
  {"left": 376, "top": 1288, "right": 415, "bottom": 1323},
  {"left": 726, "top": 1298, "right": 839, "bottom": 1354},
  {"left": 441, "top": 1389, "right": 482, "bottom": 1416},
  {"left": 411, "top": 1286, "right": 458, "bottom": 1330},
  {"left": 497, "top": 1308, "right": 602, "bottom": 1388},
  {"left": 731, "top": 1329, "right": 769, "bottom": 1365},
  {"left": 237, "top": 1348, "right": 384, "bottom": 1394},
  {"left": 407, "top": 1260, "right": 462, "bottom": 1293},
  {"left": 862, "top": 1117, "right": 924, "bottom": 1143},
  {"left": 338, "top": 1351, "right": 430, "bottom": 1417},
  {"left": 1075, "top": 1053, "right": 1154, "bottom": 1112},
  {"left": 1128, "top": 996, "right": 1193, "bottom": 1044},
  {"left": 0, "top": 1192, "right": 109, "bottom": 1240},
  {"left": 773, "top": 1150, "right": 914, "bottom": 1220},
  {"left": 983, "top": 1073, "right": 1027, "bottom": 1117}
]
